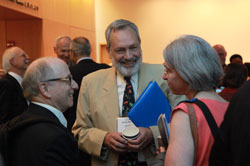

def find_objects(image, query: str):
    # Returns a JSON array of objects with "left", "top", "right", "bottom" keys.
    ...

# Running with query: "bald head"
[
  {"left": 54, "top": 36, "right": 71, "bottom": 65},
  {"left": 22, "top": 57, "right": 78, "bottom": 112},
  {"left": 213, "top": 44, "right": 227, "bottom": 66},
  {"left": 2, "top": 46, "right": 30, "bottom": 76},
  {"left": 22, "top": 57, "right": 67, "bottom": 100}
]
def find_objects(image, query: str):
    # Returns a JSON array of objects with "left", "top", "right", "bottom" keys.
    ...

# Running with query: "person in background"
[
  {"left": 0, "top": 69, "right": 5, "bottom": 78},
  {"left": 9, "top": 57, "right": 80, "bottom": 166},
  {"left": 161, "top": 35, "right": 228, "bottom": 166},
  {"left": 0, "top": 47, "right": 30, "bottom": 124},
  {"left": 72, "top": 19, "right": 185, "bottom": 166},
  {"left": 219, "top": 63, "right": 248, "bottom": 101},
  {"left": 54, "top": 35, "right": 73, "bottom": 67},
  {"left": 64, "top": 36, "right": 110, "bottom": 166},
  {"left": 210, "top": 79, "right": 250, "bottom": 165},
  {"left": 229, "top": 54, "right": 243, "bottom": 64},
  {"left": 64, "top": 36, "right": 110, "bottom": 131},
  {"left": 213, "top": 44, "right": 227, "bottom": 69},
  {"left": 244, "top": 62, "right": 250, "bottom": 80}
]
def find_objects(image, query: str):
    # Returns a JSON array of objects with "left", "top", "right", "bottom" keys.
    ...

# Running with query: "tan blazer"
[{"left": 72, "top": 63, "right": 185, "bottom": 166}]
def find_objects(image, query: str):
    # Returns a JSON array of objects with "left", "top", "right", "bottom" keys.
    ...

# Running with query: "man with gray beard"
[{"left": 72, "top": 19, "right": 185, "bottom": 166}]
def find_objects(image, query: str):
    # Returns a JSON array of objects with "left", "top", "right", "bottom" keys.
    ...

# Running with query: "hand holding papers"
[
  {"left": 128, "top": 81, "right": 171, "bottom": 127},
  {"left": 157, "top": 114, "right": 170, "bottom": 148}
]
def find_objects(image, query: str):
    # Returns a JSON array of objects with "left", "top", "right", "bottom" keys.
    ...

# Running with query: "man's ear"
[
  {"left": 54, "top": 47, "right": 57, "bottom": 54},
  {"left": 9, "top": 57, "right": 15, "bottom": 66},
  {"left": 38, "top": 82, "right": 51, "bottom": 98}
]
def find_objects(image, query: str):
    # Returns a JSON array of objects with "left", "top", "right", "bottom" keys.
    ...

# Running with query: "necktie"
[
  {"left": 119, "top": 77, "right": 146, "bottom": 166},
  {"left": 122, "top": 77, "right": 135, "bottom": 117}
]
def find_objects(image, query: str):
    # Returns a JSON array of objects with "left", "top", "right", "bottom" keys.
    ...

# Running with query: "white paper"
[{"left": 117, "top": 117, "right": 136, "bottom": 132}]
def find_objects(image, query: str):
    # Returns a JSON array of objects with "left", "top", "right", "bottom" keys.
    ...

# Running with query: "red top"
[
  {"left": 172, "top": 99, "right": 229, "bottom": 166},
  {"left": 219, "top": 87, "right": 238, "bottom": 102}
]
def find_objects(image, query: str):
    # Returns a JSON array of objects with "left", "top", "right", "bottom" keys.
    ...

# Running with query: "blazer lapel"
[
  {"left": 137, "top": 63, "right": 151, "bottom": 98},
  {"left": 6, "top": 73, "right": 28, "bottom": 106},
  {"left": 102, "top": 67, "right": 120, "bottom": 117}
]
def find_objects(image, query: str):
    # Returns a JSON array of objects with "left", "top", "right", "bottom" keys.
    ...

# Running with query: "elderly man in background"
[
  {"left": 213, "top": 44, "right": 227, "bottom": 69},
  {"left": 65, "top": 36, "right": 110, "bottom": 131},
  {"left": 9, "top": 57, "right": 81, "bottom": 166},
  {"left": 72, "top": 19, "right": 185, "bottom": 166},
  {"left": 54, "top": 35, "right": 73, "bottom": 67},
  {"left": 0, "top": 47, "right": 30, "bottom": 124},
  {"left": 64, "top": 36, "right": 110, "bottom": 166}
]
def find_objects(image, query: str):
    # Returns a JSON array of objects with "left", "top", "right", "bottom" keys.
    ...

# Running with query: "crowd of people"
[{"left": 0, "top": 19, "right": 250, "bottom": 166}]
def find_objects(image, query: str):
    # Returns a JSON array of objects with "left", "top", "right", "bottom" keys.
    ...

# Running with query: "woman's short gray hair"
[
  {"left": 105, "top": 19, "right": 141, "bottom": 50},
  {"left": 163, "top": 35, "right": 223, "bottom": 92},
  {"left": 22, "top": 57, "right": 55, "bottom": 100}
]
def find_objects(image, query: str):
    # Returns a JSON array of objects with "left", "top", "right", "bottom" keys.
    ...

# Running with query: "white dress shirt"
[
  {"left": 116, "top": 72, "right": 138, "bottom": 116},
  {"left": 76, "top": 57, "right": 91, "bottom": 64}
]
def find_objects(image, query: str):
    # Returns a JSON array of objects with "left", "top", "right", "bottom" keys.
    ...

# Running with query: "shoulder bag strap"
[
  {"left": 184, "top": 102, "right": 198, "bottom": 166},
  {"left": 194, "top": 99, "right": 219, "bottom": 138}
]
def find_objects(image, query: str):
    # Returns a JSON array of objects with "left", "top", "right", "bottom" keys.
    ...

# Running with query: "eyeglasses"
[{"left": 43, "top": 75, "right": 72, "bottom": 85}]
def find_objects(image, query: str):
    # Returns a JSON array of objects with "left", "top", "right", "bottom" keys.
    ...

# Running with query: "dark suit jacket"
[
  {"left": 0, "top": 73, "right": 28, "bottom": 124},
  {"left": 210, "top": 80, "right": 250, "bottom": 166},
  {"left": 9, "top": 103, "right": 80, "bottom": 166},
  {"left": 64, "top": 59, "right": 110, "bottom": 130}
]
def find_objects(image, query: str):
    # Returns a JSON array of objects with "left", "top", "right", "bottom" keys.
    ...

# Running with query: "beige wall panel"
[
  {"left": 70, "top": 27, "right": 96, "bottom": 61},
  {"left": 42, "top": 0, "right": 95, "bottom": 29},
  {"left": 6, "top": 19, "right": 42, "bottom": 63},
  {"left": 69, "top": 0, "right": 95, "bottom": 31},
  {"left": 95, "top": 0, "right": 250, "bottom": 64},
  {"left": 42, "top": 0, "right": 70, "bottom": 25},
  {"left": 41, "top": 19, "right": 70, "bottom": 58}
]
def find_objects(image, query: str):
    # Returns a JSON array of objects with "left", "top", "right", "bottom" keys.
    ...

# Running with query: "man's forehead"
[
  {"left": 58, "top": 38, "right": 71, "bottom": 47},
  {"left": 11, "top": 47, "right": 22, "bottom": 54},
  {"left": 111, "top": 26, "right": 136, "bottom": 35},
  {"left": 110, "top": 28, "right": 139, "bottom": 45}
]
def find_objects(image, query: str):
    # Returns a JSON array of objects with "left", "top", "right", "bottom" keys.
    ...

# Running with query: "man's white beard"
[{"left": 111, "top": 56, "right": 142, "bottom": 77}]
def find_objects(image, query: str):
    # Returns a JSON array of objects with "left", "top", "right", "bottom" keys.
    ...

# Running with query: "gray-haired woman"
[{"left": 155, "top": 35, "right": 229, "bottom": 166}]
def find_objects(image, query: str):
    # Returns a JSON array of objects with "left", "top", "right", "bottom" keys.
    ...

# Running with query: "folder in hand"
[{"left": 128, "top": 81, "right": 171, "bottom": 127}]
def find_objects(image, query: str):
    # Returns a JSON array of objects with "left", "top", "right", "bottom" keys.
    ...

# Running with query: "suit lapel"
[
  {"left": 27, "top": 103, "right": 64, "bottom": 127},
  {"left": 137, "top": 63, "right": 151, "bottom": 98},
  {"left": 6, "top": 73, "right": 28, "bottom": 106},
  {"left": 102, "top": 68, "right": 120, "bottom": 117},
  {"left": 6, "top": 73, "right": 21, "bottom": 89}
]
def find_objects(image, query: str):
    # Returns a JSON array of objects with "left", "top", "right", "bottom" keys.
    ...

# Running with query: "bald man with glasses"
[{"left": 7, "top": 57, "right": 83, "bottom": 166}]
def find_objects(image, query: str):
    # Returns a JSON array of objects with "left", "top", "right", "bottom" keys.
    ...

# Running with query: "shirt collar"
[
  {"left": 76, "top": 57, "right": 91, "bottom": 64},
  {"left": 116, "top": 71, "right": 138, "bottom": 85},
  {"left": 31, "top": 101, "right": 67, "bottom": 128},
  {"left": 8, "top": 72, "right": 22, "bottom": 85}
]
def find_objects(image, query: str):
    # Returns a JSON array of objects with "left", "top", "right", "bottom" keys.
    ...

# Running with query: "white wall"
[{"left": 95, "top": 0, "right": 250, "bottom": 64}]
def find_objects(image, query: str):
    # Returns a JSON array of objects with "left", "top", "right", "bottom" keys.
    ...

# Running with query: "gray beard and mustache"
[{"left": 111, "top": 55, "right": 142, "bottom": 77}]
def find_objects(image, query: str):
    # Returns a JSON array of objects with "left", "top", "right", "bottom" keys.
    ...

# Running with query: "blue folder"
[{"left": 128, "top": 81, "right": 171, "bottom": 127}]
